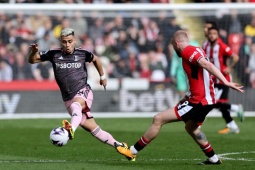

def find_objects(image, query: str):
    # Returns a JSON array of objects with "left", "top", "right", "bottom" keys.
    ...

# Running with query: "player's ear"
[{"left": 73, "top": 37, "right": 77, "bottom": 44}]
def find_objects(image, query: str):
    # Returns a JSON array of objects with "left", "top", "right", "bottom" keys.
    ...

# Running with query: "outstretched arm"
[
  {"left": 198, "top": 57, "right": 244, "bottom": 93},
  {"left": 28, "top": 43, "right": 42, "bottom": 64},
  {"left": 92, "top": 55, "right": 107, "bottom": 91}
]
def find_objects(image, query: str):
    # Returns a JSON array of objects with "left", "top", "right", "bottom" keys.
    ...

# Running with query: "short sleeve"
[
  {"left": 222, "top": 44, "right": 233, "bottom": 58},
  {"left": 182, "top": 46, "right": 205, "bottom": 65},
  {"left": 85, "top": 51, "right": 94, "bottom": 63},
  {"left": 39, "top": 50, "right": 54, "bottom": 62}
]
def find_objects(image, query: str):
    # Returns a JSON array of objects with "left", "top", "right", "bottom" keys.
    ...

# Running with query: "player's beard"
[
  {"left": 209, "top": 39, "right": 217, "bottom": 44},
  {"left": 176, "top": 50, "right": 182, "bottom": 58},
  {"left": 65, "top": 47, "right": 74, "bottom": 54}
]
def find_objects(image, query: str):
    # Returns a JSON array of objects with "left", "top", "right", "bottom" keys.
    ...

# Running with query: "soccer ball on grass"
[{"left": 50, "top": 127, "right": 69, "bottom": 147}]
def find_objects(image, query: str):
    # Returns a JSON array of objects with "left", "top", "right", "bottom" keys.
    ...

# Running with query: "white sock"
[
  {"left": 231, "top": 104, "right": 239, "bottom": 112},
  {"left": 209, "top": 154, "right": 219, "bottom": 163},
  {"left": 227, "top": 120, "right": 238, "bottom": 129},
  {"left": 130, "top": 145, "right": 139, "bottom": 155}
]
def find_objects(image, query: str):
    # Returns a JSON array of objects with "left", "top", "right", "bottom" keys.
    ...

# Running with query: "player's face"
[
  {"left": 60, "top": 35, "right": 76, "bottom": 54},
  {"left": 208, "top": 29, "right": 218, "bottom": 44},
  {"left": 204, "top": 23, "right": 212, "bottom": 37},
  {"left": 172, "top": 40, "right": 182, "bottom": 58}
]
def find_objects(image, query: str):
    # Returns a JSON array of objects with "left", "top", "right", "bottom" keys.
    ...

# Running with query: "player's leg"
[
  {"left": 63, "top": 97, "right": 85, "bottom": 139},
  {"left": 79, "top": 117, "right": 123, "bottom": 147},
  {"left": 218, "top": 104, "right": 240, "bottom": 134},
  {"left": 215, "top": 85, "right": 240, "bottom": 134},
  {"left": 184, "top": 103, "right": 221, "bottom": 165},
  {"left": 185, "top": 120, "right": 221, "bottom": 165},
  {"left": 63, "top": 86, "right": 93, "bottom": 139},
  {"left": 213, "top": 102, "right": 244, "bottom": 122},
  {"left": 115, "top": 107, "right": 180, "bottom": 161}
]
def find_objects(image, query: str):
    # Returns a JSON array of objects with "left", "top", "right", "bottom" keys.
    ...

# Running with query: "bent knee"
[
  {"left": 152, "top": 113, "right": 164, "bottom": 125},
  {"left": 185, "top": 122, "right": 199, "bottom": 134}
]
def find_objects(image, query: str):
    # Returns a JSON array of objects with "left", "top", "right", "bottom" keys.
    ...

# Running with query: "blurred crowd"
[
  {"left": 195, "top": 0, "right": 255, "bottom": 2},
  {"left": 0, "top": 8, "right": 255, "bottom": 88}
]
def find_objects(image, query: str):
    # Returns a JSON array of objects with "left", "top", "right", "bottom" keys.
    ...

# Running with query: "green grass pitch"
[{"left": 0, "top": 117, "right": 254, "bottom": 170}]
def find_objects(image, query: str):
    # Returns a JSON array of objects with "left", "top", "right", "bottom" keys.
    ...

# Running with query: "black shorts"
[
  {"left": 174, "top": 101, "right": 213, "bottom": 125},
  {"left": 214, "top": 84, "right": 229, "bottom": 102}
]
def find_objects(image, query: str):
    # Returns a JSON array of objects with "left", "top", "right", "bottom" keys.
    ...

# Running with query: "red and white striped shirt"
[
  {"left": 181, "top": 45, "right": 215, "bottom": 105},
  {"left": 203, "top": 38, "right": 233, "bottom": 84}
]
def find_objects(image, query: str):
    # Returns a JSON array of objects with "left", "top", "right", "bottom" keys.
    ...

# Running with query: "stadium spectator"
[
  {"left": 100, "top": 32, "right": 119, "bottom": 62},
  {"left": 244, "top": 17, "right": 255, "bottom": 37},
  {"left": 81, "top": 37, "right": 95, "bottom": 53},
  {"left": 37, "top": 31, "right": 58, "bottom": 51},
  {"left": 138, "top": 53, "right": 152, "bottom": 79},
  {"left": 126, "top": 47, "right": 140, "bottom": 78},
  {"left": 149, "top": 49, "right": 167, "bottom": 81},
  {"left": 12, "top": 52, "right": 33, "bottom": 80},
  {"left": 70, "top": 11, "right": 88, "bottom": 43},
  {"left": 246, "top": 41, "right": 255, "bottom": 88},
  {"left": 0, "top": 58, "right": 13, "bottom": 82},
  {"left": 35, "top": 18, "right": 56, "bottom": 42},
  {"left": 32, "top": 61, "right": 54, "bottom": 82},
  {"left": 88, "top": 17, "right": 105, "bottom": 43},
  {"left": 114, "top": 30, "right": 130, "bottom": 59},
  {"left": 53, "top": 18, "right": 71, "bottom": 38},
  {"left": 3, "top": 26, "right": 25, "bottom": 48},
  {"left": 127, "top": 25, "right": 140, "bottom": 53},
  {"left": 237, "top": 36, "right": 252, "bottom": 86},
  {"left": 140, "top": 17, "right": 159, "bottom": 50},
  {"left": 110, "top": 58, "right": 132, "bottom": 78}
]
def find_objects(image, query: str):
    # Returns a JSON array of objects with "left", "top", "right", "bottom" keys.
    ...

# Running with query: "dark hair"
[
  {"left": 205, "top": 20, "right": 218, "bottom": 28},
  {"left": 208, "top": 26, "right": 219, "bottom": 33}
]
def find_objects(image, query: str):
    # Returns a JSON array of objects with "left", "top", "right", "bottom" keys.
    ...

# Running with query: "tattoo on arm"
[{"left": 195, "top": 131, "right": 208, "bottom": 142}]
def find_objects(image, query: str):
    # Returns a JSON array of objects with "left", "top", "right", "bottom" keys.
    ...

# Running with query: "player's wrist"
[{"left": 100, "top": 74, "right": 106, "bottom": 80}]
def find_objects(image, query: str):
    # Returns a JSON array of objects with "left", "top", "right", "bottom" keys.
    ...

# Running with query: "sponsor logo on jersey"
[
  {"left": 74, "top": 55, "right": 79, "bottom": 61},
  {"left": 58, "top": 56, "right": 64, "bottom": 60},
  {"left": 189, "top": 51, "right": 198, "bottom": 62},
  {"left": 39, "top": 51, "right": 48, "bottom": 55},
  {"left": 55, "top": 63, "right": 82, "bottom": 69}
]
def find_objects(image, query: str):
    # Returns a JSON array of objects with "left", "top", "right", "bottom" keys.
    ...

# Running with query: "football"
[{"left": 50, "top": 127, "right": 69, "bottom": 147}]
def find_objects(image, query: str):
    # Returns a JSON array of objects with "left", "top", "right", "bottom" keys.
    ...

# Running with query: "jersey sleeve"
[
  {"left": 182, "top": 46, "right": 205, "bottom": 65},
  {"left": 39, "top": 50, "right": 54, "bottom": 62},
  {"left": 222, "top": 44, "right": 233, "bottom": 58},
  {"left": 85, "top": 51, "right": 94, "bottom": 63}
]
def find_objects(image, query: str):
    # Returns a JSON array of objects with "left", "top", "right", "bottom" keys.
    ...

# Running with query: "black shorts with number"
[
  {"left": 214, "top": 84, "right": 229, "bottom": 102},
  {"left": 175, "top": 101, "right": 213, "bottom": 125}
]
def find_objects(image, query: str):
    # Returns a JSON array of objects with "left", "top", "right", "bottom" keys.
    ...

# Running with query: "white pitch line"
[
  {"left": 0, "top": 160, "right": 66, "bottom": 163},
  {"left": 218, "top": 151, "right": 255, "bottom": 162},
  {"left": 0, "top": 151, "right": 254, "bottom": 163}
]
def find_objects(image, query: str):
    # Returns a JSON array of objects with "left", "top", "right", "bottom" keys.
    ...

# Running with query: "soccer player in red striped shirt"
[
  {"left": 203, "top": 26, "right": 244, "bottom": 134},
  {"left": 115, "top": 30, "right": 244, "bottom": 165}
]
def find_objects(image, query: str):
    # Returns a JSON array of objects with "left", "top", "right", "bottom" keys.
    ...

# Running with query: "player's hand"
[
  {"left": 227, "top": 82, "right": 244, "bottom": 93},
  {"left": 29, "top": 43, "right": 39, "bottom": 53},
  {"left": 100, "top": 79, "right": 107, "bottom": 91}
]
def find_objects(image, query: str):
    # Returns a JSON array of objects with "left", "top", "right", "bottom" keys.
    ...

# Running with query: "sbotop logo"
[{"left": 55, "top": 63, "right": 82, "bottom": 69}]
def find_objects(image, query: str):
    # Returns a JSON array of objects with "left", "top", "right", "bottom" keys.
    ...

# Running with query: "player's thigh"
[
  {"left": 72, "top": 97, "right": 88, "bottom": 109},
  {"left": 154, "top": 108, "right": 179, "bottom": 125},
  {"left": 80, "top": 118, "right": 98, "bottom": 132}
]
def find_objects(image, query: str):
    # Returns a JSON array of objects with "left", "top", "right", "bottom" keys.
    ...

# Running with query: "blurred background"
[{"left": 0, "top": 0, "right": 255, "bottom": 117}]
